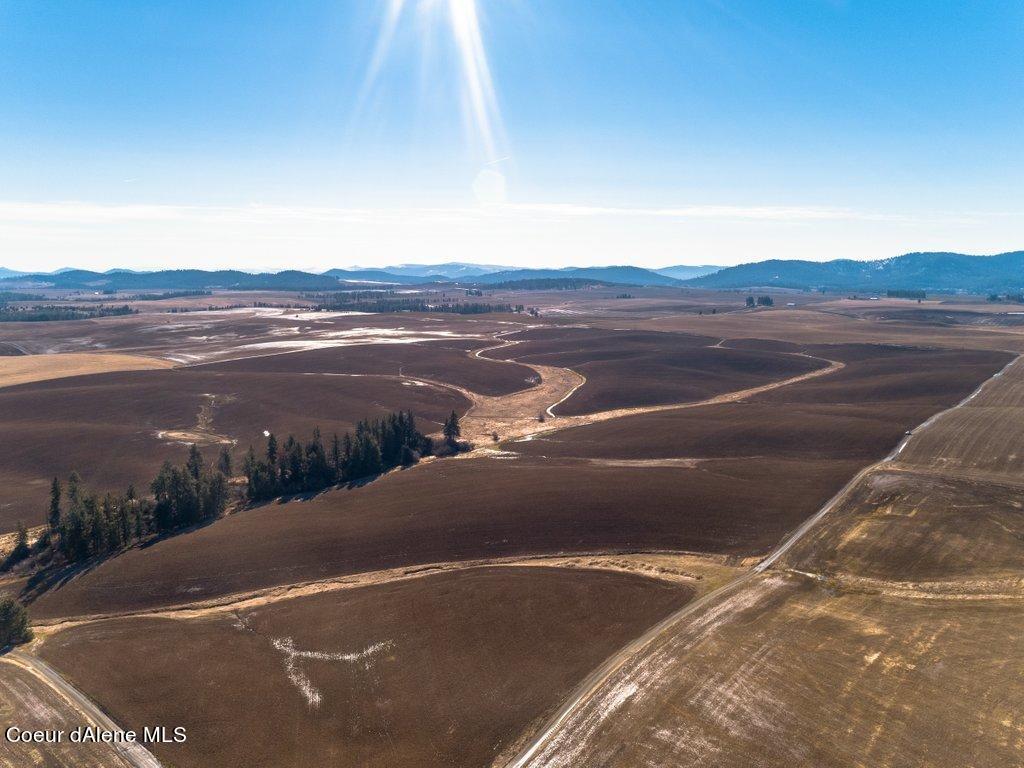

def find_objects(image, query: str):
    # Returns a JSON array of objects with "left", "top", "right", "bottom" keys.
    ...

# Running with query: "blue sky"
[{"left": 1, "top": 0, "right": 1022, "bottom": 271}]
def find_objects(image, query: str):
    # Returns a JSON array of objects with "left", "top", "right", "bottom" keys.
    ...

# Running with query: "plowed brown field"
[
  {"left": 0, "top": 367, "right": 468, "bottom": 531},
  {"left": 200, "top": 338, "right": 539, "bottom": 396},
  {"left": 485, "top": 328, "right": 826, "bottom": 415},
  {"left": 38, "top": 567, "right": 694, "bottom": 768}
]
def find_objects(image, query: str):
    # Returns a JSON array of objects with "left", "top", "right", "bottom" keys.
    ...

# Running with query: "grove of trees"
[
  {"left": 243, "top": 411, "right": 434, "bottom": 501},
  {"left": 43, "top": 445, "right": 230, "bottom": 566}
]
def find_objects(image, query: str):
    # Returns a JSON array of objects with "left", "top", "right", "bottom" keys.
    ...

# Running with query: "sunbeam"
[{"left": 357, "top": 0, "right": 506, "bottom": 165}]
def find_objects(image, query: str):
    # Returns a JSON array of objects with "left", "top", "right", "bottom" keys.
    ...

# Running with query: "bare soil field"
[
  {"left": 510, "top": 330, "right": 1024, "bottom": 768},
  {"left": 201, "top": 337, "right": 539, "bottom": 396},
  {"left": 0, "top": 367, "right": 468, "bottom": 531},
  {"left": 7, "top": 297, "right": 1024, "bottom": 767},
  {"left": 516, "top": 572, "right": 1024, "bottom": 768},
  {"left": 24, "top": 341, "right": 1011, "bottom": 618},
  {"left": 637, "top": 305, "right": 1024, "bottom": 352},
  {"left": 514, "top": 344, "right": 1010, "bottom": 463},
  {"left": 762, "top": 344, "right": 1012, "bottom": 404},
  {"left": 27, "top": 454, "right": 863, "bottom": 619},
  {"left": 0, "top": 352, "right": 172, "bottom": 388},
  {"left": 781, "top": 358, "right": 1024, "bottom": 583},
  {"left": 895, "top": 357, "right": 1024, "bottom": 478},
  {"left": 515, "top": 401, "right": 934, "bottom": 461},
  {"left": 37, "top": 567, "right": 693, "bottom": 768},
  {"left": 782, "top": 469, "right": 1024, "bottom": 583},
  {"left": 0, "top": 657, "right": 153, "bottom": 768},
  {"left": 485, "top": 327, "right": 827, "bottom": 415},
  {"left": 0, "top": 307, "right": 519, "bottom": 362}
]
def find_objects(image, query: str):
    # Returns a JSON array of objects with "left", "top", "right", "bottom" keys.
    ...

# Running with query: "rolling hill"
[
  {"left": 685, "top": 251, "right": 1024, "bottom": 293},
  {"left": 473, "top": 266, "right": 682, "bottom": 287},
  {"left": 652, "top": 264, "right": 722, "bottom": 280}
]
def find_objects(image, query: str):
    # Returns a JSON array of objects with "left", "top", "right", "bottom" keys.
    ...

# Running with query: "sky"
[{"left": 0, "top": 0, "right": 1022, "bottom": 272}]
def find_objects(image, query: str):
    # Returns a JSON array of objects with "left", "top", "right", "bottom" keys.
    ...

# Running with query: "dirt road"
[{"left": 0, "top": 651, "right": 162, "bottom": 768}]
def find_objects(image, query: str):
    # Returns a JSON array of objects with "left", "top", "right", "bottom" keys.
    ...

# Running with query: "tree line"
[
  {"left": 315, "top": 296, "right": 517, "bottom": 314},
  {"left": 33, "top": 445, "right": 230, "bottom": 566},
  {"left": 242, "top": 410, "right": 447, "bottom": 501},
  {"left": 0, "top": 304, "right": 136, "bottom": 322}
]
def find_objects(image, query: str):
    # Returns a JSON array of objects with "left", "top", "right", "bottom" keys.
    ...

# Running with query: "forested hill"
[
  {"left": 0, "top": 265, "right": 687, "bottom": 290},
  {"left": 685, "top": 251, "right": 1024, "bottom": 292}
]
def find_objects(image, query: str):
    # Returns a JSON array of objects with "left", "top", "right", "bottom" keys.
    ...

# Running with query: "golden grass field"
[{"left": 0, "top": 353, "right": 173, "bottom": 389}]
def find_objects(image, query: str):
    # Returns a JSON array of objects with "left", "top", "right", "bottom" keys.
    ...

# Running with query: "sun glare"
[{"left": 359, "top": 0, "right": 506, "bottom": 166}]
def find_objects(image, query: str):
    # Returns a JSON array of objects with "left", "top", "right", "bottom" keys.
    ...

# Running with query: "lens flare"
[{"left": 358, "top": 0, "right": 506, "bottom": 164}]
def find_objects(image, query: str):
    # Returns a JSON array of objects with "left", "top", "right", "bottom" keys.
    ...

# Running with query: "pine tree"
[
  {"left": 330, "top": 433, "right": 341, "bottom": 473},
  {"left": 5, "top": 521, "right": 30, "bottom": 566},
  {"left": 14, "top": 521, "right": 28, "bottom": 551},
  {"left": 0, "top": 598, "right": 32, "bottom": 646},
  {"left": 67, "top": 471, "right": 81, "bottom": 509},
  {"left": 443, "top": 411, "right": 461, "bottom": 444},
  {"left": 48, "top": 477, "right": 62, "bottom": 533},
  {"left": 266, "top": 433, "right": 278, "bottom": 464},
  {"left": 218, "top": 446, "right": 233, "bottom": 477},
  {"left": 186, "top": 444, "right": 204, "bottom": 480}
]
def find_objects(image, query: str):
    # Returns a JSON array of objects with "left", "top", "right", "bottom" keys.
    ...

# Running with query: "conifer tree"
[
  {"left": 0, "top": 598, "right": 32, "bottom": 646},
  {"left": 48, "top": 477, "right": 62, "bottom": 533},
  {"left": 218, "top": 446, "right": 233, "bottom": 477},
  {"left": 443, "top": 411, "right": 461, "bottom": 444},
  {"left": 186, "top": 444, "right": 204, "bottom": 480}
]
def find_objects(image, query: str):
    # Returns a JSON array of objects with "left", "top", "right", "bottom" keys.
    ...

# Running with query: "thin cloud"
[{"left": 0, "top": 200, "right": 930, "bottom": 226}]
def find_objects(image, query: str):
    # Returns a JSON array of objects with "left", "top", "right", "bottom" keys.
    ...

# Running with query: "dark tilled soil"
[
  {"left": 29, "top": 455, "right": 859, "bottom": 619},
  {"left": 486, "top": 328, "right": 825, "bottom": 415},
  {"left": 0, "top": 368, "right": 468, "bottom": 530},
  {"left": 39, "top": 567, "right": 694, "bottom": 768},
  {"left": 200, "top": 338, "right": 539, "bottom": 397}
]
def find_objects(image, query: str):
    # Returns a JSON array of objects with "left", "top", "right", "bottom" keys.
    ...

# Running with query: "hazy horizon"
[{"left": 1, "top": 1, "right": 1022, "bottom": 272}]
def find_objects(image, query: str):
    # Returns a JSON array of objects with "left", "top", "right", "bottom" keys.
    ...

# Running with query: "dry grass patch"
[{"left": 0, "top": 352, "right": 172, "bottom": 388}]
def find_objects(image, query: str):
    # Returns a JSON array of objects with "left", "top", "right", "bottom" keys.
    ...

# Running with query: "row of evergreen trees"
[
  {"left": 45, "top": 445, "right": 230, "bottom": 565},
  {"left": 16, "top": 411, "right": 461, "bottom": 566},
  {"left": 243, "top": 411, "right": 438, "bottom": 501}
]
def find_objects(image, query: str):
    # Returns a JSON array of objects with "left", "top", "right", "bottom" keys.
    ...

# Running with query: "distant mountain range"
[
  {"left": 471, "top": 266, "right": 684, "bottom": 287},
  {"left": 685, "top": 251, "right": 1024, "bottom": 292},
  {"left": 1, "top": 264, "right": 698, "bottom": 290},
  {"left": 373, "top": 262, "right": 514, "bottom": 279},
  {"left": 652, "top": 264, "right": 722, "bottom": 280},
  {"left": 4, "top": 252, "right": 1021, "bottom": 293}
]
